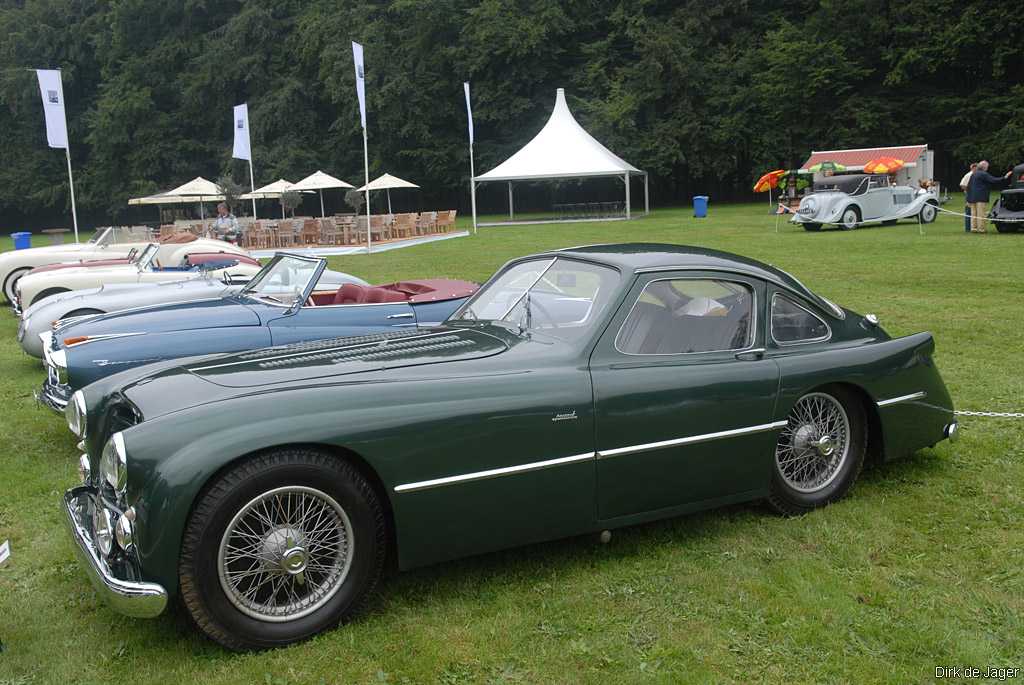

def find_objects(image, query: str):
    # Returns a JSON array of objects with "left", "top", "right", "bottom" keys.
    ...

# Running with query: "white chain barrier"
[
  {"left": 954, "top": 410, "right": 1024, "bottom": 419},
  {"left": 933, "top": 205, "right": 1024, "bottom": 223}
]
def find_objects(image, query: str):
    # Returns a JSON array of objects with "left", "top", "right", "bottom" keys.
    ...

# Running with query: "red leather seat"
[
  {"left": 333, "top": 283, "right": 368, "bottom": 305},
  {"left": 363, "top": 287, "right": 409, "bottom": 304}
]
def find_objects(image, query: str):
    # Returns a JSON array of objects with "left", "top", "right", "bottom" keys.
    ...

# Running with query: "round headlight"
[
  {"left": 100, "top": 432, "right": 128, "bottom": 494},
  {"left": 115, "top": 507, "right": 136, "bottom": 550},
  {"left": 800, "top": 196, "right": 819, "bottom": 215},
  {"left": 65, "top": 390, "right": 87, "bottom": 438},
  {"left": 93, "top": 506, "right": 115, "bottom": 556}
]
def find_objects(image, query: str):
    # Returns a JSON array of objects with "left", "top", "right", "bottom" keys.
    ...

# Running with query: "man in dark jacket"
[{"left": 967, "top": 161, "right": 1011, "bottom": 233}]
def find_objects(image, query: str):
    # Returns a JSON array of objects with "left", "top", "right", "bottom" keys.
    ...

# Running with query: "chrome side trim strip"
[
  {"left": 876, "top": 391, "right": 926, "bottom": 407},
  {"left": 394, "top": 451, "right": 595, "bottom": 493},
  {"left": 597, "top": 420, "right": 790, "bottom": 459}
]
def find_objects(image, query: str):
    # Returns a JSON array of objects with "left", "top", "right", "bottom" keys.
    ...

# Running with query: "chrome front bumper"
[
  {"left": 63, "top": 486, "right": 168, "bottom": 618},
  {"left": 37, "top": 378, "right": 70, "bottom": 412}
]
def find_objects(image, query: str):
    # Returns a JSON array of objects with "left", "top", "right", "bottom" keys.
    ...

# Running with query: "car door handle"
[
  {"left": 735, "top": 347, "right": 766, "bottom": 361},
  {"left": 386, "top": 313, "right": 415, "bottom": 319}
]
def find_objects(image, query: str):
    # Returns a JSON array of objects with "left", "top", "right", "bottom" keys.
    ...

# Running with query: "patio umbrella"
[
  {"left": 241, "top": 179, "right": 301, "bottom": 218},
  {"left": 863, "top": 156, "right": 905, "bottom": 174},
  {"left": 356, "top": 173, "right": 420, "bottom": 214},
  {"left": 808, "top": 161, "right": 847, "bottom": 174},
  {"left": 754, "top": 169, "right": 786, "bottom": 207},
  {"left": 128, "top": 176, "right": 225, "bottom": 220},
  {"left": 289, "top": 170, "right": 355, "bottom": 218}
]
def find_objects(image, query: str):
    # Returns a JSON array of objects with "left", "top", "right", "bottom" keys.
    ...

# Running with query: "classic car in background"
[
  {"left": 14, "top": 242, "right": 259, "bottom": 311},
  {"left": 988, "top": 163, "right": 1024, "bottom": 233},
  {"left": 18, "top": 264, "right": 368, "bottom": 358},
  {"left": 791, "top": 173, "right": 939, "bottom": 231},
  {"left": 1, "top": 226, "right": 179, "bottom": 303},
  {"left": 61, "top": 243, "right": 957, "bottom": 649},
  {"left": 40, "top": 253, "right": 477, "bottom": 408}
]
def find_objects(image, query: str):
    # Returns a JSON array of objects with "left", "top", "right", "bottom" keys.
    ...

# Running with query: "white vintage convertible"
[
  {"left": 0, "top": 226, "right": 171, "bottom": 302},
  {"left": 14, "top": 242, "right": 261, "bottom": 311},
  {"left": 791, "top": 174, "right": 939, "bottom": 231}
]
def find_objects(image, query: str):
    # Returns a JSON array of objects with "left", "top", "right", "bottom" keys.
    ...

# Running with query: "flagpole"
[
  {"left": 248, "top": 159, "right": 257, "bottom": 219},
  {"left": 64, "top": 147, "right": 79, "bottom": 242},
  {"left": 363, "top": 126, "right": 370, "bottom": 253},
  {"left": 469, "top": 145, "right": 478, "bottom": 234}
]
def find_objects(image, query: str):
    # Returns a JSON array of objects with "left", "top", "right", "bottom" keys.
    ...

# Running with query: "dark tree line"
[{"left": 1, "top": 0, "right": 1022, "bottom": 230}]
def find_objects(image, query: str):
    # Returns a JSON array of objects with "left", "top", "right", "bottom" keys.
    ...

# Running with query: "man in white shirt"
[{"left": 959, "top": 163, "right": 977, "bottom": 232}]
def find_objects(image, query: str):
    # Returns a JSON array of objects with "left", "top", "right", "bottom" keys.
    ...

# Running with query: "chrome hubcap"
[
  {"left": 218, "top": 486, "right": 354, "bottom": 622},
  {"left": 776, "top": 392, "right": 850, "bottom": 493}
]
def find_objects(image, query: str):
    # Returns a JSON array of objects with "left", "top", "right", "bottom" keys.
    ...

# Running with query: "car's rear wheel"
[
  {"left": 918, "top": 202, "right": 937, "bottom": 224},
  {"left": 840, "top": 207, "right": 860, "bottom": 230},
  {"left": 994, "top": 222, "right": 1018, "bottom": 234},
  {"left": 3, "top": 267, "right": 30, "bottom": 304},
  {"left": 179, "top": 448, "right": 387, "bottom": 651},
  {"left": 802, "top": 223, "right": 822, "bottom": 232},
  {"left": 30, "top": 288, "right": 70, "bottom": 306},
  {"left": 768, "top": 386, "right": 866, "bottom": 515}
]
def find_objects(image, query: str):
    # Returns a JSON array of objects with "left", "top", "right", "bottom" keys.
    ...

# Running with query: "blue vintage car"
[{"left": 39, "top": 253, "right": 478, "bottom": 409}]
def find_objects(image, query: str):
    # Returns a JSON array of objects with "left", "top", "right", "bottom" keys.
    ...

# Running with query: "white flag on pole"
[
  {"left": 463, "top": 82, "right": 474, "bottom": 145},
  {"left": 35, "top": 69, "right": 68, "bottom": 149},
  {"left": 352, "top": 41, "right": 367, "bottom": 129},
  {"left": 232, "top": 103, "right": 251, "bottom": 161}
]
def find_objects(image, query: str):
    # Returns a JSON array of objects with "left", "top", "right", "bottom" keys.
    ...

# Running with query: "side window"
[
  {"left": 771, "top": 295, "right": 830, "bottom": 344},
  {"left": 616, "top": 279, "right": 754, "bottom": 355}
]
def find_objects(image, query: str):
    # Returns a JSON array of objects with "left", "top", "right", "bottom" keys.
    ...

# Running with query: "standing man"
[
  {"left": 959, "top": 163, "right": 977, "bottom": 233},
  {"left": 213, "top": 202, "right": 241, "bottom": 243},
  {"left": 966, "top": 161, "right": 1011, "bottom": 233}
]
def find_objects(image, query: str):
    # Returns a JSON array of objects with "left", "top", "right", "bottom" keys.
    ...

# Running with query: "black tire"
[
  {"left": 179, "top": 448, "right": 387, "bottom": 651},
  {"left": 3, "top": 267, "right": 30, "bottom": 304},
  {"left": 30, "top": 287, "right": 71, "bottom": 306},
  {"left": 994, "top": 222, "right": 1018, "bottom": 234},
  {"left": 62, "top": 308, "right": 105, "bottom": 319},
  {"left": 839, "top": 206, "right": 860, "bottom": 230},
  {"left": 918, "top": 202, "right": 937, "bottom": 224},
  {"left": 768, "top": 385, "right": 867, "bottom": 516},
  {"left": 802, "top": 223, "right": 822, "bottom": 232}
]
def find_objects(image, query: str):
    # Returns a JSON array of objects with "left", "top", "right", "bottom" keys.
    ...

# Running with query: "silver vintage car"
[{"left": 791, "top": 174, "right": 939, "bottom": 231}]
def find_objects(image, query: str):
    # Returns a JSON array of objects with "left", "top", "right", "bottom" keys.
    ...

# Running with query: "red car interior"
[{"left": 313, "top": 279, "right": 479, "bottom": 307}]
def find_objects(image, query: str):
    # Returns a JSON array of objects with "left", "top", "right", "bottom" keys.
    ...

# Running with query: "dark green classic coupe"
[{"left": 63, "top": 244, "right": 957, "bottom": 649}]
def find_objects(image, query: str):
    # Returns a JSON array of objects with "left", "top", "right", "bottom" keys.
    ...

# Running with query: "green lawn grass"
[{"left": 1, "top": 200, "right": 1022, "bottom": 684}]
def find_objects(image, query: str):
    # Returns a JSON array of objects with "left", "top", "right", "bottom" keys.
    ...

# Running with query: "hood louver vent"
[
  {"left": 237, "top": 329, "right": 428, "bottom": 361},
  {"left": 257, "top": 334, "right": 475, "bottom": 369}
]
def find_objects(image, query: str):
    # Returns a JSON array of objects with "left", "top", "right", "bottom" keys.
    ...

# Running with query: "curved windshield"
[
  {"left": 88, "top": 227, "right": 112, "bottom": 245},
  {"left": 240, "top": 255, "right": 322, "bottom": 306},
  {"left": 456, "top": 257, "right": 619, "bottom": 342}
]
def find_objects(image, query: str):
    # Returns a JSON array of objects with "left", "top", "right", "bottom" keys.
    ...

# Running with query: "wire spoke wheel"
[
  {"left": 218, "top": 485, "right": 354, "bottom": 622},
  {"left": 775, "top": 392, "right": 851, "bottom": 494}
]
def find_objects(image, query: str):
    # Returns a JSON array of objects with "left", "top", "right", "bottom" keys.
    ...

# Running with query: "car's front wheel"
[
  {"left": 839, "top": 207, "right": 860, "bottom": 230},
  {"left": 3, "top": 267, "right": 30, "bottom": 304},
  {"left": 918, "top": 202, "right": 937, "bottom": 224},
  {"left": 179, "top": 448, "right": 387, "bottom": 651},
  {"left": 768, "top": 386, "right": 866, "bottom": 515}
]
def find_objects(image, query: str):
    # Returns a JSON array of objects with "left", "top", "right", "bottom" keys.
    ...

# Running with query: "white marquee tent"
[{"left": 474, "top": 88, "right": 648, "bottom": 223}]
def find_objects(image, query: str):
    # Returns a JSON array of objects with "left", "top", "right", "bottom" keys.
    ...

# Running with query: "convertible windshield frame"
[
  {"left": 239, "top": 253, "right": 326, "bottom": 307},
  {"left": 89, "top": 227, "right": 112, "bottom": 246},
  {"left": 135, "top": 244, "right": 160, "bottom": 272}
]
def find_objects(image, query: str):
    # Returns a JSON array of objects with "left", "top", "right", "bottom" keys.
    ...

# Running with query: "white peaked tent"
[
  {"left": 356, "top": 173, "right": 420, "bottom": 214},
  {"left": 240, "top": 179, "right": 301, "bottom": 218},
  {"left": 475, "top": 88, "right": 648, "bottom": 223},
  {"left": 290, "top": 170, "right": 354, "bottom": 217}
]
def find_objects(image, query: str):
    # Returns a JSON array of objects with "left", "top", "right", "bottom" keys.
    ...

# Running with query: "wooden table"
[{"left": 41, "top": 228, "right": 70, "bottom": 245}]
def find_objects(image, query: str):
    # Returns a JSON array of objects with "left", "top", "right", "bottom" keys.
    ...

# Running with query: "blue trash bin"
[
  {"left": 11, "top": 232, "right": 31, "bottom": 249},
  {"left": 693, "top": 195, "right": 709, "bottom": 218}
]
